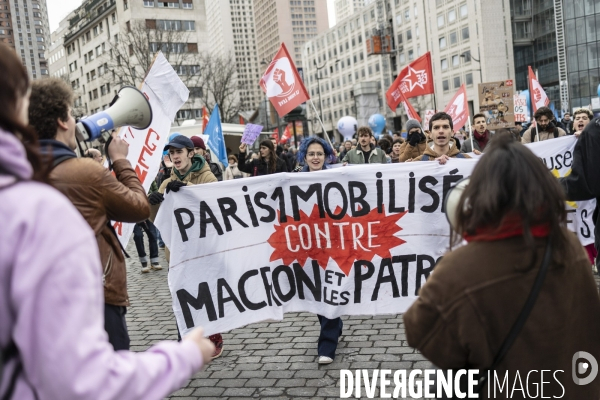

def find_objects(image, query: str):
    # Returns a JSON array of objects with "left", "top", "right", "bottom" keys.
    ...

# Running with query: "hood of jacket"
[
  {"left": 423, "top": 138, "right": 461, "bottom": 158},
  {"left": 0, "top": 128, "right": 33, "bottom": 187}
]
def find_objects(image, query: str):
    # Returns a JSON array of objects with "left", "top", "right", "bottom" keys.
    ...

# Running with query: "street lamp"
[
  {"left": 313, "top": 58, "right": 339, "bottom": 135},
  {"left": 460, "top": 49, "right": 483, "bottom": 84}
]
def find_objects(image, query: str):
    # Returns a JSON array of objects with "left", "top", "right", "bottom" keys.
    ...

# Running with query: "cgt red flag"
[
  {"left": 528, "top": 66, "right": 549, "bottom": 113},
  {"left": 239, "top": 114, "right": 245, "bottom": 125},
  {"left": 202, "top": 106, "right": 209, "bottom": 132},
  {"left": 260, "top": 43, "right": 310, "bottom": 117},
  {"left": 386, "top": 52, "right": 434, "bottom": 110},
  {"left": 443, "top": 84, "right": 469, "bottom": 131}
]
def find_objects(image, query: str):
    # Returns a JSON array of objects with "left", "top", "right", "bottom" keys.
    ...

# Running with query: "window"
[
  {"left": 406, "top": 29, "right": 412, "bottom": 40},
  {"left": 397, "top": 33, "right": 403, "bottom": 44},
  {"left": 460, "top": 4, "right": 468, "bottom": 17},
  {"left": 441, "top": 58, "right": 448, "bottom": 70},
  {"left": 453, "top": 76, "right": 460, "bottom": 88},
  {"left": 452, "top": 55, "right": 459, "bottom": 66},
  {"left": 465, "top": 72, "right": 473, "bottom": 86},
  {"left": 143, "top": 0, "right": 154, "bottom": 6},
  {"left": 443, "top": 79, "right": 449, "bottom": 91},
  {"left": 399, "top": 52, "right": 405, "bottom": 63},
  {"left": 189, "top": 87, "right": 203, "bottom": 97},
  {"left": 123, "top": 0, "right": 128, "bottom": 10},
  {"left": 396, "top": 14, "right": 402, "bottom": 26},
  {"left": 181, "top": 0, "right": 192, "bottom": 7},
  {"left": 183, "top": 21, "right": 195, "bottom": 31},
  {"left": 450, "top": 31, "right": 457, "bottom": 45},
  {"left": 438, "top": 14, "right": 444, "bottom": 27},
  {"left": 448, "top": 9, "right": 456, "bottom": 23},
  {"left": 461, "top": 26, "right": 469, "bottom": 40},
  {"left": 462, "top": 50, "right": 471, "bottom": 62},
  {"left": 408, "top": 49, "right": 414, "bottom": 60},
  {"left": 439, "top": 36, "right": 446, "bottom": 49}
]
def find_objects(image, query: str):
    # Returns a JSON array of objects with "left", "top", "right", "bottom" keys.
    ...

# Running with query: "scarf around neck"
[
  {"left": 473, "top": 130, "right": 490, "bottom": 151},
  {"left": 463, "top": 214, "right": 550, "bottom": 242},
  {"left": 174, "top": 154, "right": 206, "bottom": 181}
]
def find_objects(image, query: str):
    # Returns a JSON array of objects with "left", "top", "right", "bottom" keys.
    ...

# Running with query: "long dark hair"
[
  {"left": 450, "top": 133, "right": 569, "bottom": 263},
  {"left": 259, "top": 139, "right": 278, "bottom": 173},
  {"left": 0, "top": 43, "right": 47, "bottom": 182}
]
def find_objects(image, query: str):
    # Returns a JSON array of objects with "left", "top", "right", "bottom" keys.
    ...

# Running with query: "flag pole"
[
  {"left": 309, "top": 99, "right": 334, "bottom": 148},
  {"left": 527, "top": 66, "right": 540, "bottom": 142},
  {"left": 467, "top": 116, "right": 474, "bottom": 151}
]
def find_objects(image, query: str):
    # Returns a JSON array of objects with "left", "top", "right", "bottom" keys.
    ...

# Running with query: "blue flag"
[{"left": 204, "top": 105, "right": 228, "bottom": 168}]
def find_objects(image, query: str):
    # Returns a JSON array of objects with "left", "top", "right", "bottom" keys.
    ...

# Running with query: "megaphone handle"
[{"left": 104, "top": 135, "right": 114, "bottom": 171}]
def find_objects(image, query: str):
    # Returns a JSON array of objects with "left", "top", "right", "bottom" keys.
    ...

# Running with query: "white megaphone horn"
[{"left": 75, "top": 86, "right": 153, "bottom": 141}]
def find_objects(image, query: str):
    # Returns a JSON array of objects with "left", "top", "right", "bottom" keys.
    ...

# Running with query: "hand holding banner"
[{"left": 240, "top": 123, "right": 264, "bottom": 146}]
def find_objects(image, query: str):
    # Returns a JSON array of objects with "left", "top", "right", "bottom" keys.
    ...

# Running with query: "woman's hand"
[{"left": 239, "top": 143, "right": 247, "bottom": 153}]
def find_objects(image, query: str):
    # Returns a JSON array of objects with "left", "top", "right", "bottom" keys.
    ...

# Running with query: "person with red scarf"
[
  {"left": 460, "top": 113, "right": 492, "bottom": 154},
  {"left": 404, "top": 133, "right": 600, "bottom": 398}
]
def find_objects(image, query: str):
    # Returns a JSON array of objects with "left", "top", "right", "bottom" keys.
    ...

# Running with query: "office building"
[
  {"left": 302, "top": 0, "right": 515, "bottom": 138},
  {"left": 253, "top": 0, "right": 329, "bottom": 68},
  {"left": 1, "top": 0, "right": 50, "bottom": 78},
  {"left": 205, "top": 0, "right": 261, "bottom": 110},
  {"left": 333, "top": 0, "right": 365, "bottom": 23}
]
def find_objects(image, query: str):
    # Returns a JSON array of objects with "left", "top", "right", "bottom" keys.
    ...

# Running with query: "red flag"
[
  {"left": 260, "top": 43, "right": 310, "bottom": 117},
  {"left": 202, "top": 106, "right": 209, "bottom": 132},
  {"left": 280, "top": 123, "right": 292, "bottom": 143},
  {"left": 386, "top": 52, "right": 434, "bottom": 110},
  {"left": 271, "top": 128, "right": 279, "bottom": 144},
  {"left": 528, "top": 66, "right": 549, "bottom": 113},
  {"left": 239, "top": 114, "right": 245, "bottom": 125},
  {"left": 443, "top": 84, "right": 469, "bottom": 131},
  {"left": 399, "top": 90, "right": 421, "bottom": 123}
]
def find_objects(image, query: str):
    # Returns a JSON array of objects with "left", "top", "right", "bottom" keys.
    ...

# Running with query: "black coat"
[
  {"left": 238, "top": 151, "right": 288, "bottom": 176},
  {"left": 560, "top": 118, "right": 600, "bottom": 251}
]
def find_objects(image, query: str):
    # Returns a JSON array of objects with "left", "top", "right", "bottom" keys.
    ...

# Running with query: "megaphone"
[
  {"left": 444, "top": 177, "right": 470, "bottom": 231},
  {"left": 75, "top": 86, "right": 153, "bottom": 141}
]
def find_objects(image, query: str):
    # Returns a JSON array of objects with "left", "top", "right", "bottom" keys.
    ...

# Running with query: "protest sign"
[
  {"left": 514, "top": 94, "right": 529, "bottom": 123},
  {"left": 155, "top": 136, "right": 595, "bottom": 336},
  {"left": 113, "top": 52, "right": 189, "bottom": 247},
  {"left": 478, "top": 80, "right": 515, "bottom": 129},
  {"left": 241, "top": 124, "right": 263, "bottom": 145}
]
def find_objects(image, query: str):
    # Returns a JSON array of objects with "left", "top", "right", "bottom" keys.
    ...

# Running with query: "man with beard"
[
  {"left": 522, "top": 106, "right": 566, "bottom": 144},
  {"left": 461, "top": 113, "right": 492, "bottom": 154}
]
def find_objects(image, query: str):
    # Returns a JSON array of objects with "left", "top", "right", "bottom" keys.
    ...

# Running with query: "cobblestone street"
[{"left": 124, "top": 239, "right": 430, "bottom": 400}]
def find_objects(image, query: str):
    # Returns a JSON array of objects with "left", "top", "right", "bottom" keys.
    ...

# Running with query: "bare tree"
[
  {"left": 103, "top": 21, "right": 242, "bottom": 123},
  {"left": 195, "top": 52, "right": 242, "bottom": 123}
]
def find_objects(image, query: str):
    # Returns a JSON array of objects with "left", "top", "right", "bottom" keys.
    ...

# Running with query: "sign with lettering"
[
  {"left": 113, "top": 52, "right": 189, "bottom": 247},
  {"left": 155, "top": 136, "right": 595, "bottom": 336}
]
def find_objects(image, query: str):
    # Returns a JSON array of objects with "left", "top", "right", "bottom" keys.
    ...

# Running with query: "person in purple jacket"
[{"left": 0, "top": 43, "right": 214, "bottom": 400}]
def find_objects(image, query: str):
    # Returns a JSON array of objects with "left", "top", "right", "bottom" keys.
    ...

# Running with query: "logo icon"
[
  {"left": 401, "top": 66, "right": 428, "bottom": 92},
  {"left": 264, "top": 58, "right": 296, "bottom": 98},
  {"left": 572, "top": 351, "right": 598, "bottom": 385}
]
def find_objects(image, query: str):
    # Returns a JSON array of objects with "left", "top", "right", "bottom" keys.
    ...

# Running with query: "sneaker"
[
  {"left": 141, "top": 262, "right": 151, "bottom": 273},
  {"left": 158, "top": 243, "right": 165, "bottom": 249},
  {"left": 209, "top": 333, "right": 224, "bottom": 359},
  {"left": 318, "top": 356, "right": 333, "bottom": 364},
  {"left": 593, "top": 264, "right": 598, "bottom": 274},
  {"left": 151, "top": 263, "right": 163, "bottom": 271}
]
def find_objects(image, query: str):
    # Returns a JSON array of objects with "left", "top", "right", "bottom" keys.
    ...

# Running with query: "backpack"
[
  {"left": 530, "top": 127, "right": 559, "bottom": 142},
  {"left": 421, "top": 153, "right": 466, "bottom": 161}
]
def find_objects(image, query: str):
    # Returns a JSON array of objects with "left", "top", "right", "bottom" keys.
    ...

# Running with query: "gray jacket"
[{"left": 342, "top": 145, "right": 387, "bottom": 164}]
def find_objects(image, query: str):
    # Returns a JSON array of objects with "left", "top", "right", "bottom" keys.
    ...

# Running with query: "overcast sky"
[{"left": 47, "top": 0, "right": 336, "bottom": 33}]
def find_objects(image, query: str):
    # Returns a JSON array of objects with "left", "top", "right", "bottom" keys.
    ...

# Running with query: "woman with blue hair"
[
  {"left": 295, "top": 137, "right": 342, "bottom": 365},
  {"left": 295, "top": 136, "right": 334, "bottom": 172}
]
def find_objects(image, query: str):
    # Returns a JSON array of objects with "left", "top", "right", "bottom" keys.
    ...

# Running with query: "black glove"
[
  {"left": 148, "top": 192, "right": 164, "bottom": 205},
  {"left": 408, "top": 132, "right": 420, "bottom": 147},
  {"left": 166, "top": 180, "right": 186, "bottom": 193}
]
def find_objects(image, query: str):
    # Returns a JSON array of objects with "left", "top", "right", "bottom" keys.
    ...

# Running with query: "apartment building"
[
  {"left": 334, "top": 0, "right": 365, "bottom": 23},
  {"left": 302, "top": 0, "right": 515, "bottom": 137},
  {"left": 49, "top": 0, "right": 207, "bottom": 119},
  {"left": 205, "top": 0, "right": 261, "bottom": 111},
  {"left": 0, "top": 0, "right": 50, "bottom": 78},
  {"left": 253, "top": 0, "right": 329, "bottom": 68}
]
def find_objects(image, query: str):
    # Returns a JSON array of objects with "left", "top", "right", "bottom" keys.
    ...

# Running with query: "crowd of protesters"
[{"left": 2, "top": 38, "right": 600, "bottom": 399}]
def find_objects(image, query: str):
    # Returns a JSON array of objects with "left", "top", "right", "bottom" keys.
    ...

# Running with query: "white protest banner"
[
  {"left": 113, "top": 52, "right": 190, "bottom": 247},
  {"left": 525, "top": 136, "right": 596, "bottom": 246},
  {"left": 155, "top": 137, "right": 595, "bottom": 336}
]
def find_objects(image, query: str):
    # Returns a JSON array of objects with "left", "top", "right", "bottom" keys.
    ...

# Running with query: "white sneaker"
[
  {"left": 151, "top": 263, "right": 163, "bottom": 271},
  {"left": 141, "top": 263, "right": 151, "bottom": 273},
  {"left": 318, "top": 356, "right": 333, "bottom": 364}
]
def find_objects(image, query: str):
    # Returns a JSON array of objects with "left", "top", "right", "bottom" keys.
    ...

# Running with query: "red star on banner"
[{"left": 402, "top": 66, "right": 428, "bottom": 92}]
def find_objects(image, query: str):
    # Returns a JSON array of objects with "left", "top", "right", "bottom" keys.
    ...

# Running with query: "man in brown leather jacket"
[{"left": 29, "top": 78, "right": 150, "bottom": 350}]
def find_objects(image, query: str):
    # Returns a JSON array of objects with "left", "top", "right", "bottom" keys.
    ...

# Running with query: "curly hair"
[
  {"left": 296, "top": 136, "right": 334, "bottom": 165},
  {"left": 29, "top": 78, "right": 73, "bottom": 140},
  {"left": 533, "top": 106, "right": 554, "bottom": 121},
  {"left": 357, "top": 126, "right": 373, "bottom": 137},
  {"left": 573, "top": 108, "right": 593, "bottom": 119}
]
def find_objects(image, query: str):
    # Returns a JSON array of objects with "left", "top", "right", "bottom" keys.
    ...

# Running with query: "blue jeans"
[
  {"left": 317, "top": 315, "right": 343, "bottom": 359},
  {"left": 133, "top": 220, "right": 159, "bottom": 264},
  {"left": 156, "top": 229, "right": 165, "bottom": 247}
]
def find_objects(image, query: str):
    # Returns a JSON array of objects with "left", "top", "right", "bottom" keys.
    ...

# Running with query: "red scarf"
[
  {"left": 463, "top": 214, "right": 550, "bottom": 242},
  {"left": 473, "top": 129, "right": 490, "bottom": 151}
]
